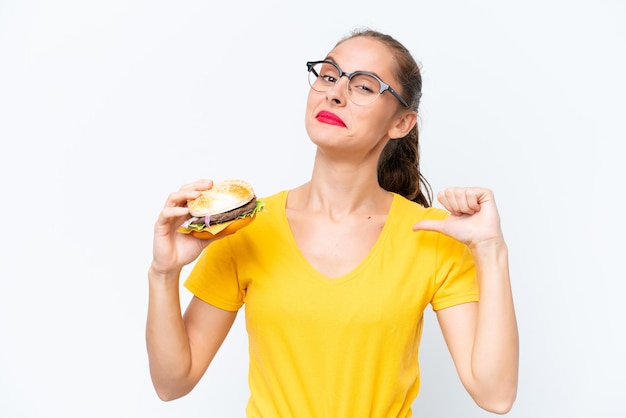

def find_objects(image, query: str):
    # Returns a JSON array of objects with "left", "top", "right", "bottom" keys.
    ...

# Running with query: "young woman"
[{"left": 146, "top": 28, "right": 519, "bottom": 417}]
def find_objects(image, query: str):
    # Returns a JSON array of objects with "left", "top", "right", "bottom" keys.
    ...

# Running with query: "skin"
[{"left": 146, "top": 36, "right": 518, "bottom": 414}]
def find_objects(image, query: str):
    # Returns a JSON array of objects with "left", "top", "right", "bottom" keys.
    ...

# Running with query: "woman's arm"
[
  {"left": 414, "top": 188, "right": 519, "bottom": 414},
  {"left": 145, "top": 179, "right": 238, "bottom": 401},
  {"left": 436, "top": 240, "right": 518, "bottom": 414},
  {"left": 146, "top": 268, "right": 237, "bottom": 400}
]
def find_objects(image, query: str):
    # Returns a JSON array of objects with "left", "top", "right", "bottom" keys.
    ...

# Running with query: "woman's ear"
[{"left": 388, "top": 110, "right": 417, "bottom": 139}]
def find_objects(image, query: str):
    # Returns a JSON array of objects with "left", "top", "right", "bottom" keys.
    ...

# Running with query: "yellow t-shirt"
[{"left": 185, "top": 190, "right": 478, "bottom": 418}]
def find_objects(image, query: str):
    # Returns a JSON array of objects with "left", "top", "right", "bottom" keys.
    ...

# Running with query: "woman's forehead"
[{"left": 327, "top": 37, "right": 396, "bottom": 75}]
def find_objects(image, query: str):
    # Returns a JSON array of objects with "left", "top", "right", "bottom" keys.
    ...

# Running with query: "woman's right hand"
[{"left": 150, "top": 179, "right": 215, "bottom": 276}]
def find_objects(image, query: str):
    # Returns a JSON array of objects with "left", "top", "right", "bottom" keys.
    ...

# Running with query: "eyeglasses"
[{"left": 306, "top": 60, "right": 409, "bottom": 107}]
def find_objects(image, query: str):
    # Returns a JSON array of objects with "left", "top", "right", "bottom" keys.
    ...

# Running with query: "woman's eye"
[
  {"left": 353, "top": 83, "right": 374, "bottom": 93},
  {"left": 349, "top": 75, "right": 379, "bottom": 95}
]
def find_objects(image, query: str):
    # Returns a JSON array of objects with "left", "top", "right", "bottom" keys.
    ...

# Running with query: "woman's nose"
[{"left": 326, "top": 76, "right": 349, "bottom": 105}]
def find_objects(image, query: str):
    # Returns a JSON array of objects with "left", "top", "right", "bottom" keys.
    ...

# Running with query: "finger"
[
  {"left": 163, "top": 180, "right": 214, "bottom": 209},
  {"left": 159, "top": 206, "right": 190, "bottom": 219},
  {"left": 437, "top": 189, "right": 464, "bottom": 216},
  {"left": 438, "top": 188, "right": 481, "bottom": 216},
  {"left": 181, "top": 179, "right": 213, "bottom": 192},
  {"left": 164, "top": 190, "right": 196, "bottom": 208},
  {"left": 154, "top": 206, "right": 191, "bottom": 232},
  {"left": 460, "top": 189, "right": 481, "bottom": 214},
  {"left": 412, "top": 219, "right": 445, "bottom": 233}
]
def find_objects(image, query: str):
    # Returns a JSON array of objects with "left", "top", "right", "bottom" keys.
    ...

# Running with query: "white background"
[{"left": 1, "top": 0, "right": 625, "bottom": 417}]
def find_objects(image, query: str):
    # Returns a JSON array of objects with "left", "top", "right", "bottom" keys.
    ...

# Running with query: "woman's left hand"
[{"left": 412, "top": 187, "right": 504, "bottom": 249}]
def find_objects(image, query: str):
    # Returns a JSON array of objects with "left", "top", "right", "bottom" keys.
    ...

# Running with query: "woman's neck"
[{"left": 288, "top": 153, "right": 392, "bottom": 219}]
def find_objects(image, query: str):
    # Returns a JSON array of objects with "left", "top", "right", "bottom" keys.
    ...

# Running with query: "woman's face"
[{"left": 305, "top": 36, "right": 409, "bottom": 156}]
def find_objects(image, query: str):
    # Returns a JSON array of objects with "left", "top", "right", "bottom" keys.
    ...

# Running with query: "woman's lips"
[{"left": 316, "top": 110, "right": 346, "bottom": 127}]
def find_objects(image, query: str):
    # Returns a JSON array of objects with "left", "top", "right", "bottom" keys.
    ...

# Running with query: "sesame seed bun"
[
  {"left": 177, "top": 179, "right": 261, "bottom": 240},
  {"left": 187, "top": 179, "right": 255, "bottom": 218}
]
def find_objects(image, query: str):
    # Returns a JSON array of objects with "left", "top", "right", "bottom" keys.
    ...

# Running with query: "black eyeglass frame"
[{"left": 306, "top": 60, "right": 409, "bottom": 108}]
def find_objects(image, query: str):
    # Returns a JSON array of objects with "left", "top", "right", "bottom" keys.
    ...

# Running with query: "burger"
[{"left": 177, "top": 179, "right": 263, "bottom": 239}]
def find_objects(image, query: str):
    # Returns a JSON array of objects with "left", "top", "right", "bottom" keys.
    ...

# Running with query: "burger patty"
[{"left": 208, "top": 197, "right": 257, "bottom": 224}]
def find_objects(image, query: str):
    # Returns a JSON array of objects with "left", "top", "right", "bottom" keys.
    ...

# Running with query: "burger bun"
[
  {"left": 187, "top": 179, "right": 255, "bottom": 217},
  {"left": 177, "top": 179, "right": 261, "bottom": 240}
]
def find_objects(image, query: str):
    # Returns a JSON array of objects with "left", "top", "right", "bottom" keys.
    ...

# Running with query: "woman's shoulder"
[
  {"left": 246, "top": 190, "right": 288, "bottom": 228},
  {"left": 258, "top": 189, "right": 287, "bottom": 211},
  {"left": 391, "top": 193, "right": 449, "bottom": 221}
]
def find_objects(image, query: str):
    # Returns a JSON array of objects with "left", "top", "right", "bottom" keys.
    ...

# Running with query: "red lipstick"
[{"left": 316, "top": 110, "right": 346, "bottom": 127}]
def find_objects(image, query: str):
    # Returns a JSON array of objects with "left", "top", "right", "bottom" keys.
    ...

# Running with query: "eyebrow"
[{"left": 324, "top": 54, "right": 385, "bottom": 79}]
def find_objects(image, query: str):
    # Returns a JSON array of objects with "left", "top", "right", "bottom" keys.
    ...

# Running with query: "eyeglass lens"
[{"left": 308, "top": 62, "right": 382, "bottom": 106}]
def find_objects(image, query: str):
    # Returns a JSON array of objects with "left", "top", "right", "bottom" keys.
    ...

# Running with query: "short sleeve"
[
  {"left": 430, "top": 233, "right": 479, "bottom": 311},
  {"left": 184, "top": 236, "right": 245, "bottom": 312}
]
